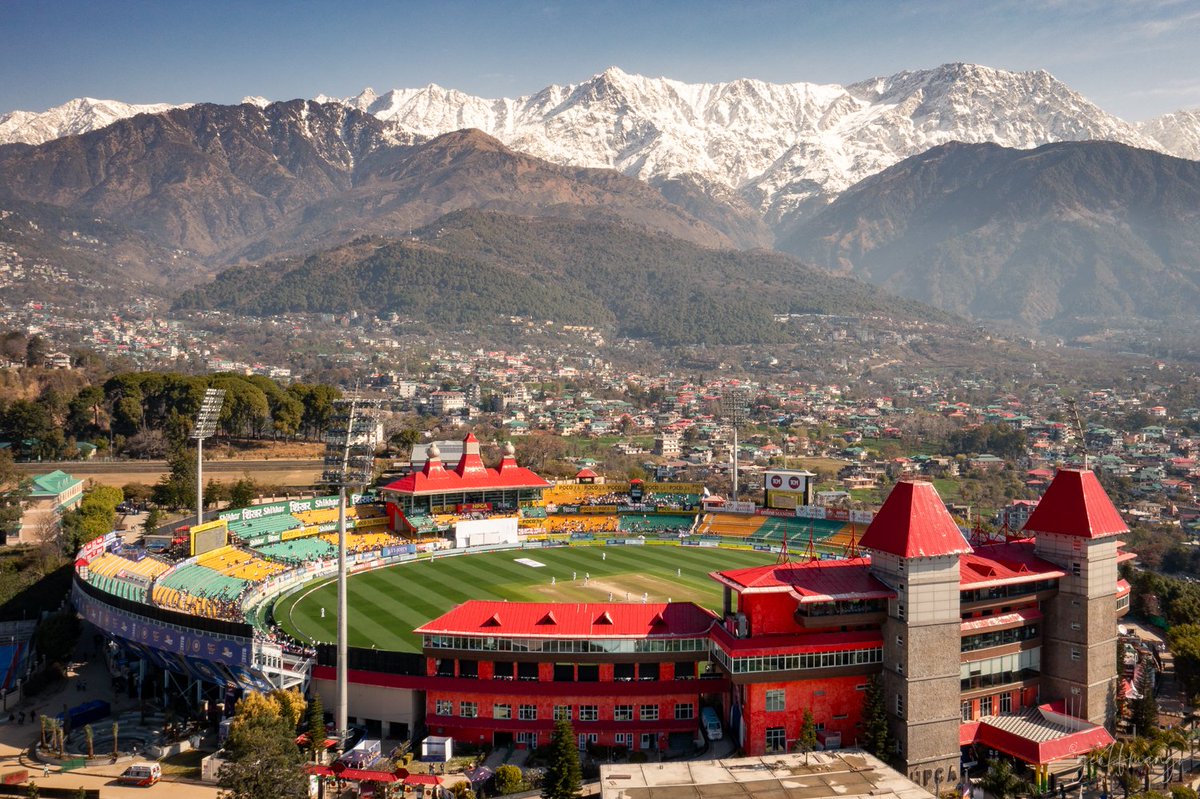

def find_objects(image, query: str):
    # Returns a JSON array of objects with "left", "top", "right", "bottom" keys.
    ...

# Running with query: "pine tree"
[
  {"left": 541, "top": 718, "right": 582, "bottom": 799},
  {"left": 306, "top": 692, "right": 327, "bottom": 762},
  {"left": 862, "top": 675, "right": 892, "bottom": 759},
  {"left": 795, "top": 709, "right": 818, "bottom": 764},
  {"left": 1132, "top": 655, "right": 1158, "bottom": 736}
]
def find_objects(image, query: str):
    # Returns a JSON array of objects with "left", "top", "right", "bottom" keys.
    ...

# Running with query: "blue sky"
[{"left": 3, "top": 0, "right": 1199, "bottom": 120}]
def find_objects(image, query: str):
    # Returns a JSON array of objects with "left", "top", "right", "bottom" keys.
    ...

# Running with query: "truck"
[{"left": 700, "top": 706, "right": 723, "bottom": 741}]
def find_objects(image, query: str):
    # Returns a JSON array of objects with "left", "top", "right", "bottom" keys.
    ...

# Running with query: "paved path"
[{"left": 0, "top": 648, "right": 222, "bottom": 798}]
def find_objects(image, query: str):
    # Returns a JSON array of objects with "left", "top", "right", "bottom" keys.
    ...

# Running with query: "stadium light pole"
[
  {"left": 320, "top": 392, "right": 379, "bottom": 753},
  {"left": 190, "top": 388, "right": 226, "bottom": 530},
  {"left": 721, "top": 389, "right": 747, "bottom": 500}
]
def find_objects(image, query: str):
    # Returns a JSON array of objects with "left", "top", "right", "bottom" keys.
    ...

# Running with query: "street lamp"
[
  {"left": 190, "top": 388, "right": 225, "bottom": 529},
  {"left": 320, "top": 392, "right": 380, "bottom": 753}
]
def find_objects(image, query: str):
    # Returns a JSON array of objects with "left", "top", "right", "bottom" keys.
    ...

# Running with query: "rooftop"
[
  {"left": 600, "top": 751, "right": 933, "bottom": 799},
  {"left": 415, "top": 600, "right": 718, "bottom": 639},
  {"left": 859, "top": 480, "right": 972, "bottom": 559},
  {"left": 1022, "top": 469, "right": 1127, "bottom": 539},
  {"left": 711, "top": 557, "right": 894, "bottom": 602},
  {"left": 29, "top": 469, "right": 82, "bottom": 496}
]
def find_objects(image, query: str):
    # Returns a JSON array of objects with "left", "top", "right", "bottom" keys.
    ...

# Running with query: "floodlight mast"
[
  {"left": 722, "top": 390, "right": 748, "bottom": 500},
  {"left": 190, "top": 389, "right": 226, "bottom": 531},
  {"left": 319, "top": 392, "right": 379, "bottom": 753}
]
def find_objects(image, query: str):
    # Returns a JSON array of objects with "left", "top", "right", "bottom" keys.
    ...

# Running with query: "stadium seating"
[
  {"left": 226, "top": 513, "right": 304, "bottom": 541},
  {"left": 697, "top": 513, "right": 767, "bottom": 538},
  {"left": 618, "top": 514, "right": 695, "bottom": 534},
  {"left": 196, "top": 545, "right": 288, "bottom": 582},
  {"left": 318, "top": 530, "right": 406, "bottom": 554},
  {"left": 87, "top": 551, "right": 171, "bottom": 582},
  {"left": 544, "top": 515, "right": 620, "bottom": 534},
  {"left": 256, "top": 537, "right": 336, "bottom": 564}
]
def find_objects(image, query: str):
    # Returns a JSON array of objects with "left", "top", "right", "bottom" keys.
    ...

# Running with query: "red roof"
[
  {"left": 960, "top": 541, "right": 1065, "bottom": 588},
  {"left": 711, "top": 557, "right": 894, "bottom": 602},
  {"left": 859, "top": 480, "right": 971, "bottom": 558},
  {"left": 1022, "top": 469, "right": 1127, "bottom": 539},
  {"left": 382, "top": 435, "right": 549, "bottom": 497},
  {"left": 963, "top": 706, "right": 1114, "bottom": 765},
  {"left": 710, "top": 624, "right": 882, "bottom": 657},
  {"left": 575, "top": 467, "right": 599, "bottom": 479},
  {"left": 415, "top": 600, "right": 717, "bottom": 638}
]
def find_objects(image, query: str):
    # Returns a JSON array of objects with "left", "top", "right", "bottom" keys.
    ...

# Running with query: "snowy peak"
[
  {"left": 1138, "top": 109, "right": 1200, "bottom": 161},
  {"left": 0, "top": 97, "right": 190, "bottom": 146}
]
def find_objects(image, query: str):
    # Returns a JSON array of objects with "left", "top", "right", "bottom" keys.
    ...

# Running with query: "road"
[{"left": 14, "top": 459, "right": 324, "bottom": 488}]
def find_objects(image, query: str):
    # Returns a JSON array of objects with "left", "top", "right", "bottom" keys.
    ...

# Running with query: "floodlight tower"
[
  {"left": 320, "top": 392, "right": 380, "bottom": 752},
  {"left": 190, "top": 388, "right": 226, "bottom": 530},
  {"left": 721, "top": 389, "right": 748, "bottom": 500}
]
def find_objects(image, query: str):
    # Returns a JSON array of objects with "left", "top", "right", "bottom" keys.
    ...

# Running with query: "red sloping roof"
[
  {"left": 575, "top": 467, "right": 599, "bottom": 478},
  {"left": 960, "top": 541, "right": 1066, "bottom": 587},
  {"left": 382, "top": 464, "right": 550, "bottom": 496},
  {"left": 1022, "top": 469, "right": 1127, "bottom": 539},
  {"left": 859, "top": 480, "right": 972, "bottom": 558},
  {"left": 415, "top": 600, "right": 717, "bottom": 638},
  {"left": 711, "top": 558, "right": 894, "bottom": 602},
  {"left": 455, "top": 433, "right": 489, "bottom": 478},
  {"left": 972, "top": 712, "right": 1113, "bottom": 765}
]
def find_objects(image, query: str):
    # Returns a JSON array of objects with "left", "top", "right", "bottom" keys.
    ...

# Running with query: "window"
[
  {"left": 638, "top": 663, "right": 660, "bottom": 681},
  {"left": 518, "top": 662, "right": 538, "bottom": 681},
  {"left": 614, "top": 705, "right": 634, "bottom": 721},
  {"left": 459, "top": 659, "right": 478, "bottom": 679},
  {"left": 435, "top": 700, "right": 453, "bottom": 716},
  {"left": 577, "top": 664, "right": 600, "bottom": 682},
  {"left": 765, "top": 727, "right": 787, "bottom": 754},
  {"left": 519, "top": 705, "right": 537, "bottom": 721},
  {"left": 460, "top": 701, "right": 478, "bottom": 718},
  {"left": 577, "top": 733, "right": 597, "bottom": 750},
  {"left": 494, "top": 661, "right": 515, "bottom": 680},
  {"left": 1071, "top": 648, "right": 1081, "bottom": 662},
  {"left": 614, "top": 663, "right": 635, "bottom": 681},
  {"left": 640, "top": 705, "right": 659, "bottom": 721},
  {"left": 615, "top": 733, "right": 632, "bottom": 746},
  {"left": 1000, "top": 692, "right": 1012, "bottom": 713},
  {"left": 1070, "top": 622, "right": 1082, "bottom": 631},
  {"left": 675, "top": 703, "right": 695, "bottom": 720},
  {"left": 896, "top": 634, "right": 904, "bottom": 646},
  {"left": 1072, "top": 562, "right": 1081, "bottom": 577},
  {"left": 961, "top": 701, "right": 972, "bottom": 722},
  {"left": 675, "top": 661, "right": 697, "bottom": 679},
  {"left": 980, "top": 696, "right": 993, "bottom": 716},
  {"left": 579, "top": 705, "right": 598, "bottom": 722},
  {"left": 897, "top": 603, "right": 905, "bottom": 620},
  {"left": 554, "top": 705, "right": 572, "bottom": 721},
  {"left": 516, "top": 732, "right": 538, "bottom": 748},
  {"left": 554, "top": 663, "right": 574, "bottom": 682},
  {"left": 895, "top": 695, "right": 904, "bottom": 718},
  {"left": 494, "top": 704, "right": 512, "bottom": 720},
  {"left": 765, "top": 689, "right": 786, "bottom": 712}
]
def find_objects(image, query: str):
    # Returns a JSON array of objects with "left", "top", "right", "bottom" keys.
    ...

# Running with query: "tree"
[
  {"left": 861, "top": 674, "right": 892, "bottom": 759},
  {"left": 0, "top": 451, "right": 30, "bottom": 544},
  {"left": 218, "top": 705, "right": 307, "bottom": 796},
  {"left": 795, "top": 709, "right": 817, "bottom": 763},
  {"left": 305, "top": 692, "right": 326, "bottom": 762},
  {"left": 494, "top": 765, "right": 526, "bottom": 795},
  {"left": 450, "top": 781, "right": 476, "bottom": 799},
  {"left": 84, "top": 724, "right": 94, "bottom": 758},
  {"left": 980, "top": 759, "right": 1028, "bottom": 799},
  {"left": 541, "top": 718, "right": 582, "bottom": 799},
  {"left": 229, "top": 478, "right": 257, "bottom": 510},
  {"left": 1132, "top": 655, "right": 1159, "bottom": 736},
  {"left": 143, "top": 507, "right": 161, "bottom": 535},
  {"left": 25, "top": 334, "right": 49, "bottom": 368}
]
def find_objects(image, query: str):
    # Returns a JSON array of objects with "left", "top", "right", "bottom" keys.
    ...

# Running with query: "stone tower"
[
  {"left": 861, "top": 480, "right": 971, "bottom": 790},
  {"left": 1026, "top": 469, "right": 1125, "bottom": 726}
]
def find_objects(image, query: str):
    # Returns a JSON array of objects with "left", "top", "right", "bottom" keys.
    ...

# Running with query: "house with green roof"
[{"left": 15, "top": 470, "right": 84, "bottom": 546}]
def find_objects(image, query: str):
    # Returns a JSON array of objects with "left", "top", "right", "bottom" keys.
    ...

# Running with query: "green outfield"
[{"left": 274, "top": 544, "right": 775, "bottom": 652}]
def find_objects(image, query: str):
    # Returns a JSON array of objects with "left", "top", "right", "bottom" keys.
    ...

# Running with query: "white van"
[
  {"left": 117, "top": 762, "right": 161, "bottom": 787},
  {"left": 701, "top": 706, "right": 723, "bottom": 740}
]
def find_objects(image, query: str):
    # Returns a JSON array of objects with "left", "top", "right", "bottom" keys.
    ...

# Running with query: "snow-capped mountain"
[
  {"left": 322, "top": 63, "right": 1178, "bottom": 220},
  {"left": 4, "top": 64, "right": 1198, "bottom": 222},
  {"left": 0, "top": 97, "right": 189, "bottom": 146},
  {"left": 1138, "top": 109, "right": 1200, "bottom": 162}
]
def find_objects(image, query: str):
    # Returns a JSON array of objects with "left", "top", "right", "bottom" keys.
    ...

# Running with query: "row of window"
[
  {"left": 960, "top": 624, "right": 1040, "bottom": 653},
  {"left": 961, "top": 692, "right": 1013, "bottom": 720},
  {"left": 423, "top": 634, "right": 710, "bottom": 653},
  {"left": 711, "top": 646, "right": 883, "bottom": 674},
  {"left": 430, "top": 701, "right": 695, "bottom": 722},
  {"left": 960, "top": 580, "right": 1057, "bottom": 605}
]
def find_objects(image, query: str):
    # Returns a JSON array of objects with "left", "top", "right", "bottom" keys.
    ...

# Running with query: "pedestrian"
[
  {"left": 602, "top": 551, "right": 606, "bottom": 561},
  {"left": 42, "top": 764, "right": 49, "bottom": 778}
]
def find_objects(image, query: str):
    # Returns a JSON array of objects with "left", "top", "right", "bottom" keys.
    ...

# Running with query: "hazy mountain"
[
  {"left": 779, "top": 140, "right": 1200, "bottom": 334},
  {"left": 175, "top": 209, "right": 947, "bottom": 346},
  {"left": 0, "top": 101, "right": 761, "bottom": 272}
]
